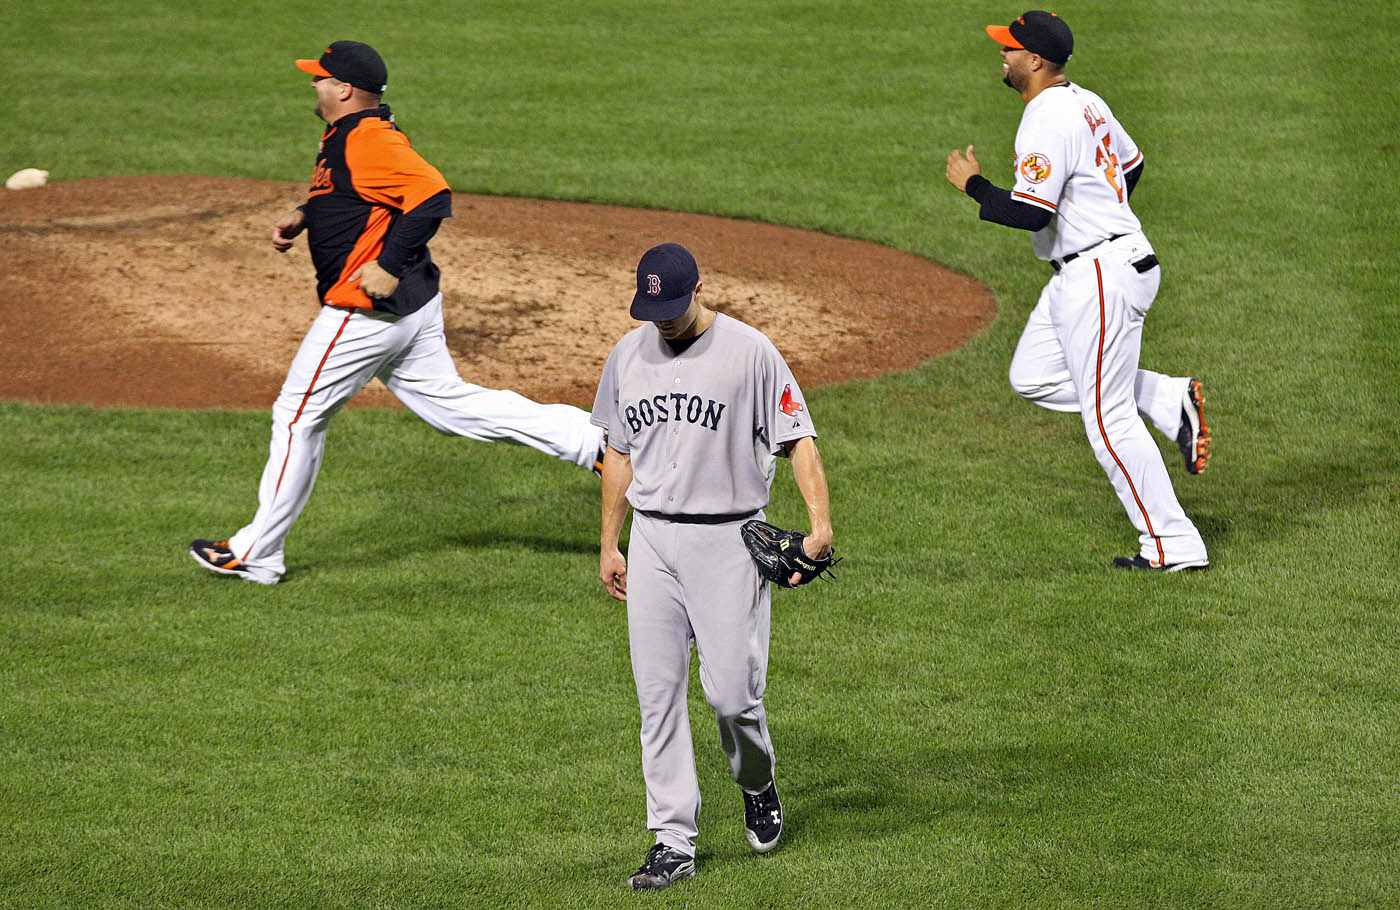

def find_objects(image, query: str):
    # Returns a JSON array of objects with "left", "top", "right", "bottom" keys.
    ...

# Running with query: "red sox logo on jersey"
[
  {"left": 646, "top": 274, "right": 662, "bottom": 296},
  {"left": 779, "top": 384, "right": 804, "bottom": 417},
  {"left": 1020, "top": 153, "right": 1051, "bottom": 184}
]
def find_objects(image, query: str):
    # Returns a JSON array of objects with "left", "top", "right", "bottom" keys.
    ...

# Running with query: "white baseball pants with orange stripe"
[
  {"left": 226, "top": 294, "right": 605, "bottom": 582},
  {"left": 1008, "top": 233, "right": 1207, "bottom": 566}
]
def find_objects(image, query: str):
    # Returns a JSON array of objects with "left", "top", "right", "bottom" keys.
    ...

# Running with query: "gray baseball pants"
[{"left": 626, "top": 510, "right": 776, "bottom": 856}]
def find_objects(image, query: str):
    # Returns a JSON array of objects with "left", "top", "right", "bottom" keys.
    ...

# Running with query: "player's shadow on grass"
[
  {"left": 776, "top": 727, "right": 1130, "bottom": 841},
  {"left": 1188, "top": 511, "right": 1231, "bottom": 547},
  {"left": 1191, "top": 439, "right": 1394, "bottom": 554},
  {"left": 445, "top": 527, "right": 596, "bottom": 555},
  {"left": 348, "top": 461, "right": 602, "bottom": 558}
]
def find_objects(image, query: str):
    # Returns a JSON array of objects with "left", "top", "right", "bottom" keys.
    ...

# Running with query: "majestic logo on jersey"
[
  {"left": 646, "top": 274, "right": 662, "bottom": 296},
  {"left": 779, "top": 384, "right": 804, "bottom": 417},
  {"left": 1020, "top": 153, "right": 1051, "bottom": 184},
  {"left": 624, "top": 392, "right": 726, "bottom": 434}
]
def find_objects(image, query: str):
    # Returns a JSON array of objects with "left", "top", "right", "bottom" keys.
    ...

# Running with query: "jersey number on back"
[
  {"left": 1094, "top": 134, "right": 1124, "bottom": 203},
  {"left": 1084, "top": 104, "right": 1124, "bottom": 203}
]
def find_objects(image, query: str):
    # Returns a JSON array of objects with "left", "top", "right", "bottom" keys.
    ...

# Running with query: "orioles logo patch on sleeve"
[{"left": 1020, "top": 152, "right": 1052, "bottom": 184}]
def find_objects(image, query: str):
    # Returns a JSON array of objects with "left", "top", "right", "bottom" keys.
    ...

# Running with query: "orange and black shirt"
[{"left": 302, "top": 105, "right": 452, "bottom": 315}]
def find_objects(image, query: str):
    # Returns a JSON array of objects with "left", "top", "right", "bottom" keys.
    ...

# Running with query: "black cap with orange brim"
[
  {"left": 295, "top": 40, "right": 388, "bottom": 94},
  {"left": 986, "top": 10, "right": 1073, "bottom": 64}
]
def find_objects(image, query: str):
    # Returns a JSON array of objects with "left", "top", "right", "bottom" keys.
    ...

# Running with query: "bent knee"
[
  {"left": 1009, "top": 366, "right": 1051, "bottom": 402},
  {"left": 711, "top": 695, "right": 763, "bottom": 724}
]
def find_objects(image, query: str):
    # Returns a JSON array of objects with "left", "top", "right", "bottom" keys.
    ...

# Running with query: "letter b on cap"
[{"left": 647, "top": 274, "right": 661, "bottom": 296}]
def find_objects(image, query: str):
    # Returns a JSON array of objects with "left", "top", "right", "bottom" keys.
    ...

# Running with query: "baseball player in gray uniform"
[{"left": 593, "top": 243, "right": 834, "bottom": 890}]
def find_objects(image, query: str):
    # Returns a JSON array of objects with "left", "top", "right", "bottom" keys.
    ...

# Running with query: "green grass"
[{"left": 5, "top": 0, "right": 1400, "bottom": 907}]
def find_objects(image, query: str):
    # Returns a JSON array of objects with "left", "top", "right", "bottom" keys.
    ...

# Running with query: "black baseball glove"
[{"left": 740, "top": 519, "right": 841, "bottom": 588}]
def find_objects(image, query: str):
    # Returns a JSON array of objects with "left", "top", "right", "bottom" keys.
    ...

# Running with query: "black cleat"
[
  {"left": 189, "top": 538, "right": 277, "bottom": 584},
  {"left": 743, "top": 781, "right": 784, "bottom": 853},
  {"left": 591, "top": 444, "right": 606, "bottom": 477},
  {"left": 190, "top": 539, "right": 250, "bottom": 577},
  {"left": 1175, "top": 378, "right": 1211, "bottom": 475},
  {"left": 627, "top": 843, "right": 696, "bottom": 890},
  {"left": 1113, "top": 555, "right": 1209, "bottom": 573}
]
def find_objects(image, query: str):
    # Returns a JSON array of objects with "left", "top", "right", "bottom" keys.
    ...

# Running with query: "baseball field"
[{"left": 4, "top": 1, "right": 1398, "bottom": 907}]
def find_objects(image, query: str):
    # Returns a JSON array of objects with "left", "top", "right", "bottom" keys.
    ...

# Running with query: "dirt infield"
[{"left": 0, "top": 176, "right": 994, "bottom": 409}]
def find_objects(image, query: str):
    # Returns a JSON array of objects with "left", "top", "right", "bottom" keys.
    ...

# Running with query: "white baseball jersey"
[
  {"left": 1001, "top": 83, "right": 1207, "bottom": 567},
  {"left": 592, "top": 313, "right": 816, "bottom": 516},
  {"left": 1009, "top": 82, "right": 1144, "bottom": 261}
]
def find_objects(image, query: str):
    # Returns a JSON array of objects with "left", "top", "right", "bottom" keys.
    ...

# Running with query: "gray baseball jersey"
[
  {"left": 591, "top": 313, "right": 816, "bottom": 516},
  {"left": 593, "top": 311, "right": 815, "bottom": 856}
]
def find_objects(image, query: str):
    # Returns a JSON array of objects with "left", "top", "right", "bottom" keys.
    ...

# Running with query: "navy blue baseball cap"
[
  {"left": 631, "top": 243, "right": 700, "bottom": 321},
  {"left": 987, "top": 11, "right": 1074, "bottom": 65}
]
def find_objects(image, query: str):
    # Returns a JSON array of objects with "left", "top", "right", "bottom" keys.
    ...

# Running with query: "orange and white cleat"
[{"left": 1176, "top": 378, "right": 1210, "bottom": 475}]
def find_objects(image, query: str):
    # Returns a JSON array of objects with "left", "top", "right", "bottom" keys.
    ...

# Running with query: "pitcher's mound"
[{"left": 0, "top": 176, "right": 994, "bottom": 409}]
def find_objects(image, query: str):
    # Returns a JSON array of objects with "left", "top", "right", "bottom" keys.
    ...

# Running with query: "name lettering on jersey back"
[
  {"left": 1083, "top": 103, "right": 1107, "bottom": 134},
  {"left": 308, "top": 160, "right": 334, "bottom": 198},
  {"left": 625, "top": 392, "right": 726, "bottom": 434}
]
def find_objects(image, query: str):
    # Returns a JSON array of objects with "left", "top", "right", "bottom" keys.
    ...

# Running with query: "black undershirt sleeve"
[
  {"left": 378, "top": 190, "right": 453, "bottom": 276},
  {"left": 963, "top": 174, "right": 1054, "bottom": 232},
  {"left": 1124, "top": 159, "right": 1143, "bottom": 200}
]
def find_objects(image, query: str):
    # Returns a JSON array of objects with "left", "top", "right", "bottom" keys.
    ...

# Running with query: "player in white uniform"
[
  {"left": 188, "top": 41, "right": 604, "bottom": 585},
  {"left": 594, "top": 243, "right": 834, "bottom": 889},
  {"left": 945, "top": 11, "right": 1212, "bottom": 572}
]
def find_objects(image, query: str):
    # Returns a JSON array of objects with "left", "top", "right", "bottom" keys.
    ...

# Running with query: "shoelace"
[
  {"left": 641, "top": 844, "right": 674, "bottom": 872},
  {"left": 745, "top": 791, "right": 780, "bottom": 824}
]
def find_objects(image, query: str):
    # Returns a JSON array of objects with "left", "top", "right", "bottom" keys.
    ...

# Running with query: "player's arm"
[
  {"left": 962, "top": 174, "right": 1055, "bottom": 230},
  {"left": 272, "top": 206, "right": 306, "bottom": 251},
  {"left": 355, "top": 190, "right": 454, "bottom": 297},
  {"left": 348, "top": 128, "right": 453, "bottom": 297},
  {"left": 946, "top": 146, "right": 1053, "bottom": 231},
  {"left": 599, "top": 445, "right": 633, "bottom": 602},
  {"left": 782, "top": 436, "right": 833, "bottom": 563},
  {"left": 1114, "top": 118, "right": 1145, "bottom": 201},
  {"left": 1123, "top": 158, "right": 1143, "bottom": 200},
  {"left": 379, "top": 190, "right": 452, "bottom": 274}
]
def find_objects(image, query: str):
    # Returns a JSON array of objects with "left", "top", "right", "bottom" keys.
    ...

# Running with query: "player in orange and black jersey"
[
  {"left": 188, "top": 41, "right": 606, "bottom": 585},
  {"left": 300, "top": 96, "right": 453, "bottom": 315}
]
